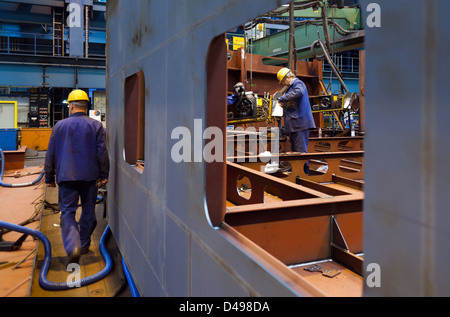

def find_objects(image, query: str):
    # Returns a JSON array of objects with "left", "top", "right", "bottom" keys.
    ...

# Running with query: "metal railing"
[
  {"left": 323, "top": 54, "right": 360, "bottom": 74},
  {"left": 0, "top": 31, "right": 63, "bottom": 56},
  {"left": 0, "top": 31, "right": 106, "bottom": 58},
  {"left": 323, "top": 55, "right": 359, "bottom": 74}
]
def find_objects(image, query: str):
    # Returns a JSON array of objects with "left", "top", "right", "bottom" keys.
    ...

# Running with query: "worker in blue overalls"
[
  {"left": 44, "top": 89, "right": 109, "bottom": 265},
  {"left": 276, "top": 68, "right": 316, "bottom": 174}
]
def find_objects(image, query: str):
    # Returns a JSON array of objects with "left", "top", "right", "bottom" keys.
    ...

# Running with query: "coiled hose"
[
  {"left": 0, "top": 220, "right": 113, "bottom": 291},
  {"left": 0, "top": 148, "right": 44, "bottom": 188}
]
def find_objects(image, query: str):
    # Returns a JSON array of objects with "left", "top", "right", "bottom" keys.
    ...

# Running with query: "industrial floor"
[{"left": 0, "top": 150, "right": 131, "bottom": 297}]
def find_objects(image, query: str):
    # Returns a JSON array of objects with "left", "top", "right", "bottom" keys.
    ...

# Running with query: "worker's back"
[{"left": 45, "top": 112, "right": 109, "bottom": 184}]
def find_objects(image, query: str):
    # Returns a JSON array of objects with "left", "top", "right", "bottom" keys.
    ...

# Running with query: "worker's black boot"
[
  {"left": 81, "top": 246, "right": 90, "bottom": 255},
  {"left": 67, "top": 247, "right": 81, "bottom": 265}
]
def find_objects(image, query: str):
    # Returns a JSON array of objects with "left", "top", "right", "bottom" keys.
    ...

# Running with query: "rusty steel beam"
[
  {"left": 331, "top": 245, "right": 363, "bottom": 276},
  {"left": 224, "top": 196, "right": 363, "bottom": 265},
  {"left": 332, "top": 174, "right": 364, "bottom": 190},
  {"left": 231, "top": 151, "right": 364, "bottom": 183},
  {"left": 334, "top": 212, "right": 364, "bottom": 253},
  {"left": 206, "top": 34, "right": 228, "bottom": 226},
  {"left": 225, "top": 155, "right": 364, "bottom": 272},
  {"left": 308, "top": 136, "right": 364, "bottom": 153},
  {"left": 226, "top": 135, "right": 364, "bottom": 157},
  {"left": 230, "top": 150, "right": 364, "bottom": 163},
  {"left": 227, "top": 161, "right": 331, "bottom": 206},
  {"left": 227, "top": 48, "right": 322, "bottom": 96},
  {"left": 225, "top": 194, "right": 363, "bottom": 225},
  {"left": 339, "top": 158, "right": 362, "bottom": 170},
  {"left": 295, "top": 177, "right": 354, "bottom": 196},
  {"left": 226, "top": 130, "right": 279, "bottom": 157},
  {"left": 329, "top": 215, "right": 364, "bottom": 275},
  {"left": 219, "top": 223, "right": 328, "bottom": 297}
]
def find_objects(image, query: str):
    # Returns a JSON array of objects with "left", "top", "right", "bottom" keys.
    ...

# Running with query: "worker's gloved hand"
[
  {"left": 46, "top": 182, "right": 56, "bottom": 188},
  {"left": 99, "top": 179, "right": 108, "bottom": 186}
]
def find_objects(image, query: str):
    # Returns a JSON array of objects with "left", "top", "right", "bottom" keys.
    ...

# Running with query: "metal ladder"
[{"left": 52, "top": 7, "right": 64, "bottom": 56}]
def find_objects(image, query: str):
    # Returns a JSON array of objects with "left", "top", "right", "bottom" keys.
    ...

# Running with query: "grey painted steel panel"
[
  {"left": 106, "top": 0, "right": 312, "bottom": 297},
  {"left": 362, "top": 0, "right": 450, "bottom": 296}
]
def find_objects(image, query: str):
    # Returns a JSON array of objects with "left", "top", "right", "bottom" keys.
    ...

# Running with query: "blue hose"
[
  {"left": 0, "top": 220, "right": 113, "bottom": 291},
  {"left": 0, "top": 148, "right": 44, "bottom": 188},
  {"left": 122, "top": 257, "right": 140, "bottom": 297}
]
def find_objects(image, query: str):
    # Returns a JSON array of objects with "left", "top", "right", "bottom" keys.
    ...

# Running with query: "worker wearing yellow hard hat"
[
  {"left": 277, "top": 67, "right": 292, "bottom": 84},
  {"left": 45, "top": 88, "right": 109, "bottom": 264},
  {"left": 66, "top": 89, "right": 91, "bottom": 118},
  {"left": 276, "top": 67, "right": 316, "bottom": 174},
  {"left": 67, "top": 89, "right": 90, "bottom": 102}
]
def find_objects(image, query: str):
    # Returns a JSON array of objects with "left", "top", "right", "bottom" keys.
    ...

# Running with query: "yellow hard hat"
[
  {"left": 67, "top": 89, "right": 89, "bottom": 102},
  {"left": 277, "top": 68, "right": 292, "bottom": 84}
]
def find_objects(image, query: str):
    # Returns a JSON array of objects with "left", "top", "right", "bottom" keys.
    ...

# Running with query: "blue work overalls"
[
  {"left": 278, "top": 78, "right": 316, "bottom": 173},
  {"left": 45, "top": 112, "right": 109, "bottom": 255}
]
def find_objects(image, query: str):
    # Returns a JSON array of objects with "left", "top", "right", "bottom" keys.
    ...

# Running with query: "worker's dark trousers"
[
  {"left": 58, "top": 181, "right": 97, "bottom": 256},
  {"left": 289, "top": 129, "right": 310, "bottom": 174}
]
